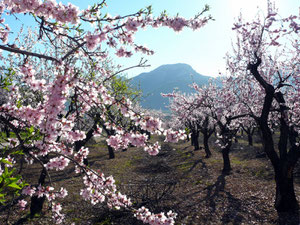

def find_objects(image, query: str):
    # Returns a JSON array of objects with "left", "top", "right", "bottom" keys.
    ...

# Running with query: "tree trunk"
[
  {"left": 248, "top": 133, "right": 253, "bottom": 146},
  {"left": 193, "top": 132, "right": 200, "bottom": 151},
  {"left": 30, "top": 167, "right": 47, "bottom": 217},
  {"left": 222, "top": 143, "right": 232, "bottom": 174},
  {"left": 258, "top": 128, "right": 265, "bottom": 151},
  {"left": 203, "top": 132, "right": 211, "bottom": 158},
  {"left": 275, "top": 166, "right": 298, "bottom": 212},
  {"left": 74, "top": 113, "right": 102, "bottom": 166},
  {"left": 248, "top": 56, "right": 300, "bottom": 218},
  {"left": 107, "top": 145, "right": 115, "bottom": 159},
  {"left": 234, "top": 137, "right": 238, "bottom": 143},
  {"left": 191, "top": 132, "right": 195, "bottom": 146}
]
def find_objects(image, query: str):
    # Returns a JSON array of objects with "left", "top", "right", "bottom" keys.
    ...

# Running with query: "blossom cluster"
[
  {"left": 84, "top": 14, "right": 209, "bottom": 55},
  {"left": 0, "top": 0, "right": 212, "bottom": 224},
  {"left": 135, "top": 207, "right": 177, "bottom": 225},
  {"left": 80, "top": 171, "right": 132, "bottom": 208},
  {"left": 2, "top": 0, "right": 80, "bottom": 24},
  {"left": 164, "top": 129, "right": 186, "bottom": 143},
  {"left": 21, "top": 185, "right": 68, "bottom": 223}
]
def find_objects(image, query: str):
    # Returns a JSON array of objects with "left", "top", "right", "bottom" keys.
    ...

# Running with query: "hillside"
[{"left": 130, "top": 63, "right": 211, "bottom": 111}]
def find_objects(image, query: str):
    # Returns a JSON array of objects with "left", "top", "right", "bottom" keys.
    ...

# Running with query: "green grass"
[
  {"left": 175, "top": 149, "right": 193, "bottom": 160},
  {"left": 177, "top": 162, "right": 193, "bottom": 172},
  {"left": 231, "top": 157, "right": 244, "bottom": 165},
  {"left": 95, "top": 217, "right": 112, "bottom": 225},
  {"left": 207, "top": 158, "right": 222, "bottom": 165},
  {"left": 193, "top": 179, "right": 213, "bottom": 186},
  {"left": 237, "top": 139, "right": 248, "bottom": 145},
  {"left": 71, "top": 217, "right": 83, "bottom": 223}
]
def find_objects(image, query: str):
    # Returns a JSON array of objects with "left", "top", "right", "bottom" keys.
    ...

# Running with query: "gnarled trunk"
[
  {"left": 248, "top": 54, "right": 300, "bottom": 217},
  {"left": 275, "top": 166, "right": 298, "bottom": 212},
  {"left": 222, "top": 146, "right": 231, "bottom": 174},
  {"left": 203, "top": 131, "right": 212, "bottom": 158}
]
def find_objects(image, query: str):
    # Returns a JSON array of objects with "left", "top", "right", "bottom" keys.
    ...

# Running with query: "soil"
[{"left": 1, "top": 134, "right": 300, "bottom": 225}]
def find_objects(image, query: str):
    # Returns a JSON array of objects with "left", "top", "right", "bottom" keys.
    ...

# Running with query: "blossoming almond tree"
[
  {"left": 227, "top": 0, "right": 300, "bottom": 213},
  {"left": 163, "top": 91, "right": 214, "bottom": 157},
  {"left": 192, "top": 80, "right": 248, "bottom": 173},
  {"left": 0, "top": 0, "right": 211, "bottom": 224},
  {"left": 164, "top": 77, "right": 247, "bottom": 171}
]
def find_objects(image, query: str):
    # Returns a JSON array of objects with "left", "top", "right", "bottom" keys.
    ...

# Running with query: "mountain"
[{"left": 130, "top": 63, "right": 212, "bottom": 111}]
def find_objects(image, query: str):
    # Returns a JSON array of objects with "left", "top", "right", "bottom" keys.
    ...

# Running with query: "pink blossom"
[
  {"left": 116, "top": 47, "right": 126, "bottom": 57},
  {"left": 18, "top": 200, "right": 27, "bottom": 211},
  {"left": 106, "top": 135, "right": 122, "bottom": 150},
  {"left": 46, "top": 156, "right": 70, "bottom": 171},
  {"left": 135, "top": 207, "right": 177, "bottom": 225},
  {"left": 142, "top": 117, "right": 162, "bottom": 133},
  {"left": 144, "top": 142, "right": 161, "bottom": 156},
  {"left": 85, "top": 33, "right": 99, "bottom": 50},
  {"left": 22, "top": 186, "right": 36, "bottom": 196},
  {"left": 125, "top": 18, "right": 140, "bottom": 32},
  {"left": 52, "top": 202, "right": 65, "bottom": 224},
  {"left": 129, "top": 133, "right": 148, "bottom": 147},
  {"left": 169, "top": 17, "right": 187, "bottom": 32}
]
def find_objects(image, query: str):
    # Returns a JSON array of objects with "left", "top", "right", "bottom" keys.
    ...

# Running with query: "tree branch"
[{"left": 0, "top": 45, "right": 59, "bottom": 62}]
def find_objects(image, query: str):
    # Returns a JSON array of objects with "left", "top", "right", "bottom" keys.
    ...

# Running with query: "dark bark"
[
  {"left": 192, "top": 131, "right": 200, "bottom": 151},
  {"left": 248, "top": 133, "right": 253, "bottom": 146},
  {"left": 257, "top": 93, "right": 279, "bottom": 169},
  {"left": 241, "top": 126, "right": 254, "bottom": 146},
  {"left": 274, "top": 166, "right": 298, "bottom": 212},
  {"left": 191, "top": 132, "right": 195, "bottom": 146},
  {"left": 102, "top": 126, "right": 116, "bottom": 159},
  {"left": 217, "top": 120, "right": 234, "bottom": 174},
  {"left": 248, "top": 56, "right": 300, "bottom": 214},
  {"left": 222, "top": 146, "right": 231, "bottom": 174},
  {"left": 107, "top": 145, "right": 115, "bottom": 159},
  {"left": 74, "top": 114, "right": 101, "bottom": 165},
  {"left": 30, "top": 167, "right": 47, "bottom": 217},
  {"left": 74, "top": 124, "right": 98, "bottom": 165},
  {"left": 234, "top": 137, "right": 238, "bottom": 143},
  {"left": 258, "top": 128, "right": 265, "bottom": 150},
  {"left": 203, "top": 131, "right": 212, "bottom": 158},
  {"left": 273, "top": 93, "right": 299, "bottom": 212},
  {"left": 257, "top": 90, "right": 299, "bottom": 213}
]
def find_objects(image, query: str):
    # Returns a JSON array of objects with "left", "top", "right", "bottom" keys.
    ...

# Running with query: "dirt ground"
[{"left": 1, "top": 134, "right": 300, "bottom": 225}]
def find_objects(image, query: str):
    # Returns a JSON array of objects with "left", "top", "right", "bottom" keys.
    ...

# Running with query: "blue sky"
[
  {"left": 99, "top": 0, "right": 298, "bottom": 78},
  {"left": 5, "top": 0, "right": 299, "bottom": 78}
]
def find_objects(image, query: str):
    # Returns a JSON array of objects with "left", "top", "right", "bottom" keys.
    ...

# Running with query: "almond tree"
[
  {"left": 192, "top": 81, "right": 246, "bottom": 173},
  {"left": 227, "top": 0, "right": 300, "bottom": 213},
  {"left": 239, "top": 118, "right": 256, "bottom": 146},
  {"left": 0, "top": 0, "right": 210, "bottom": 223},
  {"left": 164, "top": 91, "right": 214, "bottom": 157}
]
